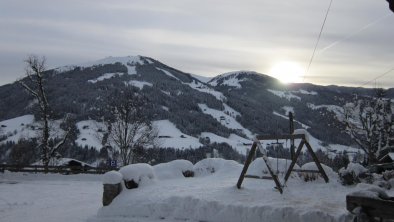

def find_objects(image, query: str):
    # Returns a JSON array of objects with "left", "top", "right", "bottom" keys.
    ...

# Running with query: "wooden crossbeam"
[
  {"left": 283, "top": 140, "right": 329, "bottom": 183},
  {"left": 284, "top": 139, "right": 305, "bottom": 182},
  {"left": 237, "top": 130, "right": 329, "bottom": 194},
  {"left": 244, "top": 175, "right": 273, "bottom": 180},
  {"left": 256, "top": 134, "right": 305, "bottom": 141},
  {"left": 236, "top": 140, "right": 283, "bottom": 194}
]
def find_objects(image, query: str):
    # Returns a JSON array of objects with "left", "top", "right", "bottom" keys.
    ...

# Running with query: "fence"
[{"left": 0, "top": 164, "right": 118, "bottom": 174}]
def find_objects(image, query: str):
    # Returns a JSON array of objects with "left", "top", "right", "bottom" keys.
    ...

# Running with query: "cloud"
[{"left": 0, "top": 0, "right": 393, "bottom": 87}]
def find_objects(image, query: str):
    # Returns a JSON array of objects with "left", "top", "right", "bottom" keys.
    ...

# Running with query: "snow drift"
[{"left": 90, "top": 158, "right": 360, "bottom": 222}]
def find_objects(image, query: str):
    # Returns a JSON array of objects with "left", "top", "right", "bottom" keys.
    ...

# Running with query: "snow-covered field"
[
  {"left": 1, "top": 158, "right": 393, "bottom": 222},
  {"left": 0, "top": 173, "right": 102, "bottom": 222},
  {"left": 90, "top": 159, "right": 380, "bottom": 222}
]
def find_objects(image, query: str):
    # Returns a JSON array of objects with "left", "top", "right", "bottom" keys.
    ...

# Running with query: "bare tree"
[
  {"left": 18, "top": 55, "right": 69, "bottom": 170},
  {"left": 344, "top": 91, "right": 393, "bottom": 165},
  {"left": 104, "top": 89, "right": 158, "bottom": 166}
]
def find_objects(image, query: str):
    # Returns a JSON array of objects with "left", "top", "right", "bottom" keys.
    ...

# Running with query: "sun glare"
[{"left": 269, "top": 61, "right": 305, "bottom": 84}]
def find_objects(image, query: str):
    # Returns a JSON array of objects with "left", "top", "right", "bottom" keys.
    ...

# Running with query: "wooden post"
[
  {"left": 236, "top": 142, "right": 257, "bottom": 189},
  {"left": 284, "top": 139, "right": 305, "bottom": 183},
  {"left": 254, "top": 140, "right": 283, "bottom": 194},
  {"left": 304, "top": 141, "right": 329, "bottom": 183},
  {"left": 289, "top": 112, "right": 295, "bottom": 161}
]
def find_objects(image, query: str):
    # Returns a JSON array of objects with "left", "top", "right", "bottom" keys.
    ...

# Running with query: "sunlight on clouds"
[{"left": 269, "top": 61, "right": 305, "bottom": 83}]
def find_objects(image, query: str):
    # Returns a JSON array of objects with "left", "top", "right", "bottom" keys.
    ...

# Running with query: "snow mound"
[
  {"left": 119, "top": 163, "right": 156, "bottom": 186},
  {"left": 193, "top": 158, "right": 242, "bottom": 176},
  {"left": 293, "top": 129, "right": 310, "bottom": 142},
  {"left": 350, "top": 184, "right": 389, "bottom": 199},
  {"left": 103, "top": 171, "right": 123, "bottom": 185},
  {"left": 339, "top": 163, "right": 367, "bottom": 177},
  {"left": 153, "top": 160, "right": 194, "bottom": 180},
  {"left": 247, "top": 157, "right": 299, "bottom": 177},
  {"left": 301, "top": 162, "right": 336, "bottom": 179}
]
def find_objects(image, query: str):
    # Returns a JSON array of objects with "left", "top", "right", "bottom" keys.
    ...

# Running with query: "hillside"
[{"left": 0, "top": 55, "right": 392, "bottom": 165}]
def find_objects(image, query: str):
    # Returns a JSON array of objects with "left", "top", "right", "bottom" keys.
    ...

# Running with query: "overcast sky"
[{"left": 0, "top": 0, "right": 393, "bottom": 87}]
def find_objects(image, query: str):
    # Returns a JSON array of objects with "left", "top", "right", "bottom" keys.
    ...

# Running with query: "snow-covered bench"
[{"left": 346, "top": 188, "right": 394, "bottom": 222}]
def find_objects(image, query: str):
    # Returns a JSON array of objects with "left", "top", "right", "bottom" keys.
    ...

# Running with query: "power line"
[
  {"left": 318, "top": 14, "right": 390, "bottom": 56},
  {"left": 357, "top": 67, "right": 394, "bottom": 89},
  {"left": 303, "top": 0, "right": 333, "bottom": 82}
]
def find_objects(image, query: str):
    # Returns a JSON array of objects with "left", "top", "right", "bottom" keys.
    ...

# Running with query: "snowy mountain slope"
[
  {"left": 190, "top": 73, "right": 212, "bottom": 83},
  {"left": 153, "top": 120, "right": 203, "bottom": 149},
  {"left": 184, "top": 80, "right": 226, "bottom": 101},
  {"left": 208, "top": 71, "right": 259, "bottom": 88},
  {"left": 200, "top": 132, "right": 251, "bottom": 154},
  {"left": 88, "top": 72, "right": 124, "bottom": 83},
  {"left": 198, "top": 103, "right": 253, "bottom": 138},
  {"left": 0, "top": 115, "right": 65, "bottom": 144},
  {"left": 79, "top": 56, "right": 143, "bottom": 75},
  {"left": 267, "top": 89, "right": 301, "bottom": 101},
  {"left": 307, "top": 103, "right": 345, "bottom": 121},
  {"left": 126, "top": 80, "right": 153, "bottom": 90},
  {"left": 75, "top": 120, "right": 105, "bottom": 150},
  {"left": 1, "top": 55, "right": 392, "bottom": 164}
]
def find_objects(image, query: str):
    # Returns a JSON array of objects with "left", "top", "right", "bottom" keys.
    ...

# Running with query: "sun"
[{"left": 269, "top": 61, "right": 305, "bottom": 84}]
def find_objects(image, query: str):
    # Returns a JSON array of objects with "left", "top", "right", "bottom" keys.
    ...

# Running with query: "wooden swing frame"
[{"left": 236, "top": 113, "right": 329, "bottom": 194}]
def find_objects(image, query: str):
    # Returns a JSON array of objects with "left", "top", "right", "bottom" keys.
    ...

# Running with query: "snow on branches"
[{"left": 344, "top": 92, "right": 393, "bottom": 164}]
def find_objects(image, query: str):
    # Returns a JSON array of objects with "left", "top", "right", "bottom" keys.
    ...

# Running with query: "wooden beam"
[
  {"left": 236, "top": 142, "right": 257, "bottom": 189},
  {"left": 289, "top": 112, "right": 295, "bottom": 161},
  {"left": 284, "top": 139, "right": 305, "bottom": 182},
  {"left": 347, "top": 195, "right": 394, "bottom": 219},
  {"left": 304, "top": 141, "right": 329, "bottom": 183},
  {"left": 244, "top": 175, "right": 273, "bottom": 180},
  {"left": 256, "top": 134, "right": 305, "bottom": 141},
  {"left": 254, "top": 141, "right": 283, "bottom": 194}
]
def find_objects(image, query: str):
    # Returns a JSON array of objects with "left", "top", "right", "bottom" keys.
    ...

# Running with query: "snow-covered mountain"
[{"left": 0, "top": 55, "right": 393, "bottom": 164}]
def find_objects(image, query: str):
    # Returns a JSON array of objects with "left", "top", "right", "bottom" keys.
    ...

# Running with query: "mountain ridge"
[{"left": 1, "top": 55, "right": 392, "bottom": 164}]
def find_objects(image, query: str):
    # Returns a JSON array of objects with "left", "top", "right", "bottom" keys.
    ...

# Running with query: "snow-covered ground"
[
  {"left": 89, "top": 159, "right": 394, "bottom": 222},
  {"left": 0, "top": 172, "right": 102, "bottom": 222},
  {"left": 2, "top": 158, "right": 393, "bottom": 222}
]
